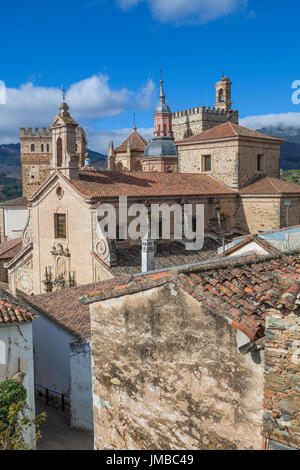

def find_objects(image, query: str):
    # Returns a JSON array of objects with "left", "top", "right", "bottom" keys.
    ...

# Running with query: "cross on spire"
[
  {"left": 160, "top": 68, "right": 163, "bottom": 83},
  {"left": 133, "top": 112, "right": 136, "bottom": 130},
  {"left": 61, "top": 86, "right": 67, "bottom": 102}
]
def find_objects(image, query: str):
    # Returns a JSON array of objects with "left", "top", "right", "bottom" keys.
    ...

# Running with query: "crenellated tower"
[{"left": 172, "top": 75, "right": 239, "bottom": 142}]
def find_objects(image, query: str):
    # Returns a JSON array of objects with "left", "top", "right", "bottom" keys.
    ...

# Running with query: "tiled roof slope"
[
  {"left": 82, "top": 252, "right": 300, "bottom": 342},
  {"left": 111, "top": 239, "right": 220, "bottom": 276},
  {"left": 115, "top": 129, "right": 148, "bottom": 153},
  {"left": 25, "top": 280, "right": 125, "bottom": 341},
  {"left": 0, "top": 238, "right": 22, "bottom": 259},
  {"left": 178, "top": 122, "right": 283, "bottom": 144},
  {"left": 0, "top": 197, "right": 27, "bottom": 207},
  {"left": 240, "top": 176, "right": 300, "bottom": 194},
  {"left": 70, "top": 171, "right": 235, "bottom": 199},
  {"left": 0, "top": 288, "right": 36, "bottom": 325}
]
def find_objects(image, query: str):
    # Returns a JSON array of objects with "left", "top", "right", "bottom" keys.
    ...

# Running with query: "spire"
[
  {"left": 155, "top": 76, "right": 170, "bottom": 114},
  {"left": 159, "top": 80, "right": 165, "bottom": 101},
  {"left": 133, "top": 112, "right": 137, "bottom": 131}
]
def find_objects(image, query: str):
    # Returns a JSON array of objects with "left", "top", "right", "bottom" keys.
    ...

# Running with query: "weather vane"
[
  {"left": 160, "top": 68, "right": 163, "bottom": 83},
  {"left": 133, "top": 112, "right": 136, "bottom": 129}
]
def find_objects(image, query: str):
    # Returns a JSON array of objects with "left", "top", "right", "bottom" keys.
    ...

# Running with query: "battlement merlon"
[
  {"left": 172, "top": 107, "right": 239, "bottom": 118},
  {"left": 20, "top": 127, "right": 51, "bottom": 137}
]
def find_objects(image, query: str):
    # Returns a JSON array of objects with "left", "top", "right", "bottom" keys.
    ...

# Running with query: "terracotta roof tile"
[
  {"left": 0, "top": 197, "right": 28, "bottom": 207},
  {"left": 240, "top": 176, "right": 300, "bottom": 194},
  {"left": 178, "top": 122, "right": 283, "bottom": 144},
  {"left": 115, "top": 129, "right": 149, "bottom": 153},
  {"left": 83, "top": 252, "right": 300, "bottom": 342},
  {"left": 24, "top": 279, "right": 126, "bottom": 341},
  {"left": 0, "top": 238, "right": 22, "bottom": 259},
  {"left": 70, "top": 171, "right": 235, "bottom": 199},
  {"left": 0, "top": 288, "right": 36, "bottom": 325}
]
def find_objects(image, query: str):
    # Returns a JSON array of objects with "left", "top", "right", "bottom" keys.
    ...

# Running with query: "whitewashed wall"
[
  {"left": 33, "top": 315, "right": 72, "bottom": 398},
  {"left": 4, "top": 207, "right": 28, "bottom": 239},
  {"left": 70, "top": 342, "right": 93, "bottom": 431},
  {"left": 0, "top": 322, "right": 36, "bottom": 449},
  {"left": 32, "top": 314, "right": 93, "bottom": 431}
]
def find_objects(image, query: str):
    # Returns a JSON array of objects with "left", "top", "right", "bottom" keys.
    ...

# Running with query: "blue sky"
[{"left": 0, "top": 0, "right": 299, "bottom": 151}]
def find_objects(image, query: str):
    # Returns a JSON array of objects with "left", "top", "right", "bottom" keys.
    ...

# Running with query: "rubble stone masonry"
[{"left": 263, "top": 303, "right": 300, "bottom": 449}]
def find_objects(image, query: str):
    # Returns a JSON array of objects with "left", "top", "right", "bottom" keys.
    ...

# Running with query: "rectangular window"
[
  {"left": 257, "top": 154, "right": 264, "bottom": 172},
  {"left": 54, "top": 214, "right": 66, "bottom": 239},
  {"left": 203, "top": 155, "right": 212, "bottom": 172}
]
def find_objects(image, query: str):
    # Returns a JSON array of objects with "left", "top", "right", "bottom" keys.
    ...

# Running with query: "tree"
[{"left": 0, "top": 379, "right": 46, "bottom": 450}]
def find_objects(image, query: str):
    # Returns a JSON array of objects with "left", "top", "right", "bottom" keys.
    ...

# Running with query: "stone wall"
[
  {"left": 90, "top": 283, "right": 264, "bottom": 450},
  {"left": 177, "top": 138, "right": 281, "bottom": 191},
  {"left": 172, "top": 108, "right": 238, "bottom": 142},
  {"left": 21, "top": 154, "right": 51, "bottom": 198},
  {"left": 239, "top": 141, "right": 281, "bottom": 188},
  {"left": 237, "top": 197, "right": 281, "bottom": 233},
  {"left": 178, "top": 140, "right": 239, "bottom": 189},
  {"left": 263, "top": 305, "right": 300, "bottom": 449}
]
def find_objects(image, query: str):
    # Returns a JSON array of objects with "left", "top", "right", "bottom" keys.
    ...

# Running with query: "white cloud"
[
  {"left": 0, "top": 74, "right": 155, "bottom": 146},
  {"left": 240, "top": 112, "right": 300, "bottom": 130},
  {"left": 117, "top": 0, "right": 247, "bottom": 23}
]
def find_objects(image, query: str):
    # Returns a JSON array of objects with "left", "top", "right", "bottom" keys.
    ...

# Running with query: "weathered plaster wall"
[
  {"left": 70, "top": 341, "right": 93, "bottom": 432},
  {"left": 91, "top": 283, "right": 264, "bottom": 450},
  {"left": 0, "top": 322, "right": 36, "bottom": 448}
]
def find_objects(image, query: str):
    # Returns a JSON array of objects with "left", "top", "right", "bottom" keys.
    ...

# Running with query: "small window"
[
  {"left": 31, "top": 144, "right": 35, "bottom": 152},
  {"left": 47, "top": 144, "right": 50, "bottom": 152},
  {"left": 164, "top": 125, "right": 167, "bottom": 136},
  {"left": 203, "top": 155, "right": 212, "bottom": 172},
  {"left": 54, "top": 214, "right": 66, "bottom": 239},
  {"left": 257, "top": 154, "right": 264, "bottom": 172},
  {"left": 41, "top": 144, "right": 44, "bottom": 152}
]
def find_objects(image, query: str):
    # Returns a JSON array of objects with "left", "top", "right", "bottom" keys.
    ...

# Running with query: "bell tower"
[
  {"left": 50, "top": 100, "right": 80, "bottom": 180},
  {"left": 215, "top": 75, "right": 232, "bottom": 112}
]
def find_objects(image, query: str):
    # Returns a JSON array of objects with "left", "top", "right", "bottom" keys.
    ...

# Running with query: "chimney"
[{"left": 141, "top": 233, "right": 155, "bottom": 273}]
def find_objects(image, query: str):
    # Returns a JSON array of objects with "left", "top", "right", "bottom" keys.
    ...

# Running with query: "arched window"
[
  {"left": 218, "top": 89, "right": 224, "bottom": 103},
  {"left": 56, "top": 137, "right": 63, "bottom": 167},
  {"left": 0, "top": 340, "right": 6, "bottom": 364},
  {"left": 31, "top": 144, "right": 35, "bottom": 152},
  {"left": 41, "top": 144, "right": 44, "bottom": 152}
]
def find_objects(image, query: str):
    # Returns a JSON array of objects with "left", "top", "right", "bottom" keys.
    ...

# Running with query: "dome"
[
  {"left": 155, "top": 101, "right": 171, "bottom": 114},
  {"left": 144, "top": 137, "right": 178, "bottom": 158}
]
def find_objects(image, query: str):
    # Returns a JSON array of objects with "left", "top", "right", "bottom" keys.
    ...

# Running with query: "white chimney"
[{"left": 142, "top": 234, "right": 155, "bottom": 273}]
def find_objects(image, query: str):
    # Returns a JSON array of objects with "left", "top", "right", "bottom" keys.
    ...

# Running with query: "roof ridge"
[{"left": 268, "top": 177, "right": 281, "bottom": 193}]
